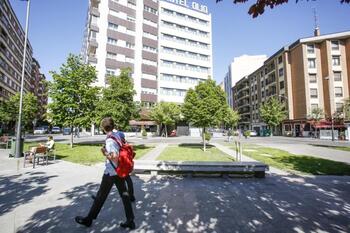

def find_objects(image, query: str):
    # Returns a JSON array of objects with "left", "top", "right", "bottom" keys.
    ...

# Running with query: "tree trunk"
[
  {"left": 203, "top": 127, "right": 206, "bottom": 151},
  {"left": 70, "top": 126, "right": 73, "bottom": 148},
  {"left": 270, "top": 126, "right": 274, "bottom": 137},
  {"left": 165, "top": 125, "right": 168, "bottom": 138}
]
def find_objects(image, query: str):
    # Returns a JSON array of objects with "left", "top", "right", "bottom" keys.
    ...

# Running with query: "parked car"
[
  {"left": 34, "top": 127, "right": 46, "bottom": 135},
  {"left": 250, "top": 130, "right": 258, "bottom": 137},
  {"left": 63, "top": 127, "right": 71, "bottom": 135},
  {"left": 51, "top": 126, "right": 61, "bottom": 134}
]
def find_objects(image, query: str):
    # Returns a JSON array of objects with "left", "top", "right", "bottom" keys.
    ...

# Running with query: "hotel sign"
[{"left": 166, "top": 0, "right": 208, "bottom": 14}]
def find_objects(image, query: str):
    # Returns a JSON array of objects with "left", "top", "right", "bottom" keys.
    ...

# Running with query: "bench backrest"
[{"left": 35, "top": 146, "right": 47, "bottom": 154}]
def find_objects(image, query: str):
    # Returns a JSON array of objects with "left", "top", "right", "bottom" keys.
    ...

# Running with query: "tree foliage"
[
  {"left": 0, "top": 93, "right": 39, "bottom": 130},
  {"left": 182, "top": 79, "right": 228, "bottom": 150},
  {"left": 344, "top": 98, "right": 350, "bottom": 121},
  {"left": 49, "top": 54, "right": 99, "bottom": 147},
  {"left": 150, "top": 102, "right": 181, "bottom": 137},
  {"left": 96, "top": 68, "right": 139, "bottom": 131},
  {"left": 222, "top": 107, "right": 240, "bottom": 129},
  {"left": 216, "top": 0, "right": 350, "bottom": 18},
  {"left": 259, "top": 97, "right": 286, "bottom": 135},
  {"left": 308, "top": 107, "right": 324, "bottom": 122}
]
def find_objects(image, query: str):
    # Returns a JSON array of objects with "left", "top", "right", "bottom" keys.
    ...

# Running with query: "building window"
[
  {"left": 106, "top": 52, "right": 117, "bottom": 59},
  {"left": 331, "top": 40, "right": 339, "bottom": 51},
  {"left": 332, "top": 56, "right": 340, "bottom": 66},
  {"left": 277, "top": 56, "right": 283, "bottom": 64},
  {"left": 280, "top": 81, "right": 284, "bottom": 90},
  {"left": 310, "top": 88, "right": 318, "bottom": 98},
  {"left": 334, "top": 72, "right": 342, "bottom": 81},
  {"left": 307, "top": 44, "right": 315, "bottom": 54},
  {"left": 108, "top": 22, "right": 118, "bottom": 31},
  {"left": 336, "top": 103, "right": 344, "bottom": 113},
  {"left": 311, "top": 104, "right": 318, "bottom": 111},
  {"left": 107, "top": 37, "right": 118, "bottom": 45},
  {"left": 126, "top": 42, "right": 134, "bottom": 48},
  {"left": 144, "top": 5, "right": 157, "bottom": 15},
  {"left": 335, "top": 87, "right": 343, "bottom": 97},
  {"left": 308, "top": 59, "right": 316, "bottom": 68},
  {"left": 278, "top": 68, "right": 284, "bottom": 77},
  {"left": 309, "top": 74, "right": 317, "bottom": 83}
]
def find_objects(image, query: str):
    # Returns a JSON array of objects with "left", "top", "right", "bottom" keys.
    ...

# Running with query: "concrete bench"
[{"left": 134, "top": 160, "right": 269, "bottom": 178}]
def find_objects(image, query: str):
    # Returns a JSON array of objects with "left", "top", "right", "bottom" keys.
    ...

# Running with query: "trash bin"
[{"left": 9, "top": 137, "right": 24, "bottom": 157}]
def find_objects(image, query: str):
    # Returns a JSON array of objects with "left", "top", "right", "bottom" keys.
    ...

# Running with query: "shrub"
[
  {"left": 204, "top": 131, "right": 211, "bottom": 141},
  {"left": 244, "top": 130, "right": 251, "bottom": 138}
]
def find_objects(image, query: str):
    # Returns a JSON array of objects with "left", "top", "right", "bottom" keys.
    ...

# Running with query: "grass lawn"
[
  {"left": 24, "top": 142, "right": 154, "bottom": 165},
  {"left": 157, "top": 144, "right": 234, "bottom": 162},
  {"left": 240, "top": 144, "right": 350, "bottom": 176},
  {"left": 311, "top": 144, "right": 350, "bottom": 152}
]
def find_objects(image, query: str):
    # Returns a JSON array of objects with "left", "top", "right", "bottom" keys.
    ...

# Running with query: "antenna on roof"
[{"left": 313, "top": 8, "right": 320, "bottom": 36}]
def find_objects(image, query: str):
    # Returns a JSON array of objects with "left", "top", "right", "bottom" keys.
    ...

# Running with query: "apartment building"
[
  {"left": 232, "top": 76, "right": 250, "bottom": 130},
  {"left": 232, "top": 30, "right": 350, "bottom": 138},
  {"left": 31, "top": 58, "right": 48, "bottom": 117},
  {"left": 82, "top": 0, "right": 212, "bottom": 105},
  {"left": 224, "top": 55, "right": 267, "bottom": 109},
  {"left": 0, "top": 0, "right": 34, "bottom": 102},
  {"left": 158, "top": 0, "right": 212, "bottom": 103}
]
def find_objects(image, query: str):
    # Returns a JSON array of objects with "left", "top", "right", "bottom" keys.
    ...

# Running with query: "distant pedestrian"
[{"left": 75, "top": 117, "right": 135, "bottom": 229}]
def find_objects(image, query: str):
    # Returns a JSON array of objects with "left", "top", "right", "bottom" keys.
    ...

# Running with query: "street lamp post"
[
  {"left": 331, "top": 114, "right": 335, "bottom": 141},
  {"left": 15, "top": 0, "right": 31, "bottom": 158}
]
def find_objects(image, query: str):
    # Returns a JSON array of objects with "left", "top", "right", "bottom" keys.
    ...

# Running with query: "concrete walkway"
[
  {"left": 212, "top": 143, "right": 289, "bottom": 176},
  {"left": 255, "top": 142, "right": 350, "bottom": 165},
  {"left": 141, "top": 143, "right": 168, "bottom": 160},
  {"left": 0, "top": 149, "right": 350, "bottom": 233}
]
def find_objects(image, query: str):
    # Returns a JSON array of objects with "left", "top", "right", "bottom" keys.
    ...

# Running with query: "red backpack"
[{"left": 108, "top": 135, "right": 135, "bottom": 178}]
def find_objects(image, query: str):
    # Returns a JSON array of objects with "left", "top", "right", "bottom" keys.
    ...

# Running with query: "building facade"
[
  {"left": 31, "top": 58, "right": 48, "bottom": 117},
  {"left": 82, "top": 0, "right": 212, "bottom": 106},
  {"left": 0, "top": 0, "right": 34, "bottom": 102},
  {"left": 158, "top": 0, "right": 212, "bottom": 103},
  {"left": 224, "top": 54, "right": 267, "bottom": 109},
  {"left": 232, "top": 31, "right": 350, "bottom": 138}
]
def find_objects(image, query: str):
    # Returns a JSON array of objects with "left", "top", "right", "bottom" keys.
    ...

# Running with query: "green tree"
[
  {"left": 0, "top": 93, "right": 39, "bottom": 132},
  {"left": 216, "top": 0, "right": 349, "bottom": 18},
  {"left": 150, "top": 102, "right": 181, "bottom": 137},
  {"left": 96, "top": 68, "right": 139, "bottom": 131},
  {"left": 307, "top": 107, "right": 324, "bottom": 138},
  {"left": 49, "top": 54, "right": 99, "bottom": 147},
  {"left": 344, "top": 98, "right": 350, "bottom": 121},
  {"left": 222, "top": 107, "right": 240, "bottom": 129},
  {"left": 182, "top": 79, "right": 228, "bottom": 151},
  {"left": 222, "top": 107, "right": 240, "bottom": 141},
  {"left": 259, "top": 97, "right": 287, "bottom": 136}
]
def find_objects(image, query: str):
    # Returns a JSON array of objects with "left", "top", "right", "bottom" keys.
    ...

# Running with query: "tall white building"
[
  {"left": 158, "top": 0, "right": 212, "bottom": 103},
  {"left": 82, "top": 0, "right": 212, "bottom": 106},
  {"left": 223, "top": 54, "right": 267, "bottom": 108}
]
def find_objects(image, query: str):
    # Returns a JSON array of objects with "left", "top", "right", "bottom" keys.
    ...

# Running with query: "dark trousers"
[
  {"left": 87, "top": 174, "right": 134, "bottom": 221},
  {"left": 125, "top": 175, "right": 134, "bottom": 197}
]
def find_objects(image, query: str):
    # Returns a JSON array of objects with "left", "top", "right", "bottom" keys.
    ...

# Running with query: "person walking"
[{"left": 75, "top": 117, "right": 135, "bottom": 229}]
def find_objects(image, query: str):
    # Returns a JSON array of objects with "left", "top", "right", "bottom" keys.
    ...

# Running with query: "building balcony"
[
  {"left": 88, "top": 55, "right": 97, "bottom": 63},
  {"left": 91, "top": 7, "right": 100, "bottom": 17}
]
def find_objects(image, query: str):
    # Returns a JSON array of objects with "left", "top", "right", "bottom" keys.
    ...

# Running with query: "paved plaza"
[{"left": 1, "top": 136, "right": 350, "bottom": 233}]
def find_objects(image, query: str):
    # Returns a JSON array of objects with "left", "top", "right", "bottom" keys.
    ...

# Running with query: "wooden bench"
[
  {"left": 24, "top": 146, "right": 49, "bottom": 168},
  {"left": 0, "top": 136, "right": 10, "bottom": 149},
  {"left": 134, "top": 160, "right": 269, "bottom": 178}
]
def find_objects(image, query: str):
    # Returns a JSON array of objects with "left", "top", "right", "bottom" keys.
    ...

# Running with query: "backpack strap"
[{"left": 108, "top": 135, "right": 123, "bottom": 148}]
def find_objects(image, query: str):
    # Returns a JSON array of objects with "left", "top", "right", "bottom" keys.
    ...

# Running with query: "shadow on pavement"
[
  {"left": 14, "top": 174, "right": 350, "bottom": 233},
  {"left": 0, "top": 171, "right": 57, "bottom": 217}
]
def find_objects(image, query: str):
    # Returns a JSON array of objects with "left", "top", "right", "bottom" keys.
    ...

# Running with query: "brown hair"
[
  {"left": 48, "top": 136, "right": 53, "bottom": 140},
  {"left": 101, "top": 117, "right": 114, "bottom": 132}
]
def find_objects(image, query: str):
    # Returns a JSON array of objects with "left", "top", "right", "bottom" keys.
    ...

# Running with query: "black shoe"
[
  {"left": 75, "top": 216, "right": 92, "bottom": 227},
  {"left": 130, "top": 196, "right": 136, "bottom": 202},
  {"left": 120, "top": 220, "right": 135, "bottom": 229}
]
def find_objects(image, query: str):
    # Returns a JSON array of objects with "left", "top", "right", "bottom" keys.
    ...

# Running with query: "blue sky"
[{"left": 10, "top": 0, "right": 350, "bottom": 83}]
